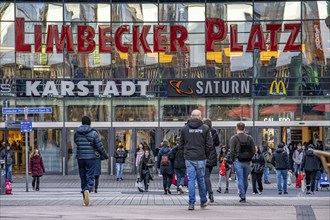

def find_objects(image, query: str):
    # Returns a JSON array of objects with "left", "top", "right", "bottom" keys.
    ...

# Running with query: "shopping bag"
[
  {"left": 5, "top": 179, "right": 12, "bottom": 195},
  {"left": 296, "top": 173, "right": 304, "bottom": 188},
  {"left": 135, "top": 178, "right": 143, "bottom": 188},
  {"left": 172, "top": 174, "right": 177, "bottom": 186},
  {"left": 219, "top": 160, "right": 226, "bottom": 176},
  {"left": 287, "top": 171, "right": 293, "bottom": 186}
]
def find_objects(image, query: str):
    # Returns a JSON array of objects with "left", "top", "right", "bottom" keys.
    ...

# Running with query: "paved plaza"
[{"left": 0, "top": 174, "right": 329, "bottom": 220}]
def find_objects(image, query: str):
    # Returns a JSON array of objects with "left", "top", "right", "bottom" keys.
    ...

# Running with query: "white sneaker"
[
  {"left": 83, "top": 190, "right": 90, "bottom": 206},
  {"left": 229, "top": 178, "right": 232, "bottom": 181}
]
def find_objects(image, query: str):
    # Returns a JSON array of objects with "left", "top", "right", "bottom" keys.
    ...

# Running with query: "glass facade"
[{"left": 0, "top": 1, "right": 330, "bottom": 174}]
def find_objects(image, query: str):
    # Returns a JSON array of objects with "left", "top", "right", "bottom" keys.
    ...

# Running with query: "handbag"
[
  {"left": 220, "top": 160, "right": 226, "bottom": 176},
  {"left": 135, "top": 177, "right": 143, "bottom": 188}
]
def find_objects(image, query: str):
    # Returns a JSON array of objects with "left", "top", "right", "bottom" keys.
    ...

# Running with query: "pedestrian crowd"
[{"left": 1, "top": 113, "right": 327, "bottom": 210}]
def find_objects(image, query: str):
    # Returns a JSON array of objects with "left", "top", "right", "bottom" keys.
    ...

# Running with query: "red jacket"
[{"left": 29, "top": 155, "right": 45, "bottom": 177}]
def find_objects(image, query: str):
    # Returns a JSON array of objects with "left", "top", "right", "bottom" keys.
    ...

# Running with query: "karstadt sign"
[{"left": 1, "top": 80, "right": 149, "bottom": 97}]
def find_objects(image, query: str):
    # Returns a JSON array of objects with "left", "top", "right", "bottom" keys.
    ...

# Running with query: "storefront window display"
[
  {"left": 65, "top": 98, "right": 110, "bottom": 122},
  {"left": 207, "top": 97, "right": 253, "bottom": 121},
  {"left": 15, "top": 98, "right": 64, "bottom": 122},
  {"left": 302, "top": 97, "right": 330, "bottom": 121},
  {"left": 160, "top": 97, "right": 205, "bottom": 121},
  {"left": 255, "top": 98, "right": 302, "bottom": 121},
  {"left": 113, "top": 98, "right": 158, "bottom": 122}
]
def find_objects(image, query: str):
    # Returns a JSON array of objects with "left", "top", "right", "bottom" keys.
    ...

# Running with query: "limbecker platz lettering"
[{"left": 15, "top": 18, "right": 302, "bottom": 53}]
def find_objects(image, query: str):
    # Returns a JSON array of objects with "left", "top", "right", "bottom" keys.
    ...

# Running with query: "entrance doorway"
[
  {"left": 0, "top": 128, "right": 62, "bottom": 174},
  {"left": 115, "top": 128, "right": 156, "bottom": 173}
]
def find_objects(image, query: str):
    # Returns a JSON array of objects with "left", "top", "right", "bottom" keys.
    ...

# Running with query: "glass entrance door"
[
  {"left": 257, "top": 127, "right": 281, "bottom": 150},
  {"left": 0, "top": 128, "right": 62, "bottom": 174},
  {"left": 115, "top": 128, "right": 156, "bottom": 174}
]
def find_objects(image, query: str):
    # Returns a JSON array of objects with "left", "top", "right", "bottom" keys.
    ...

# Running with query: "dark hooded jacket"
[
  {"left": 301, "top": 149, "right": 322, "bottom": 172},
  {"left": 206, "top": 128, "right": 219, "bottom": 167},
  {"left": 74, "top": 125, "right": 108, "bottom": 160},
  {"left": 157, "top": 145, "right": 174, "bottom": 175},
  {"left": 179, "top": 118, "right": 213, "bottom": 161},
  {"left": 271, "top": 147, "right": 289, "bottom": 170},
  {"left": 169, "top": 145, "right": 186, "bottom": 169}
]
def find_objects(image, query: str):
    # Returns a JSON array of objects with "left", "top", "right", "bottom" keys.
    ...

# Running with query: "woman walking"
[
  {"left": 29, "top": 149, "right": 45, "bottom": 191},
  {"left": 138, "top": 150, "right": 154, "bottom": 192},
  {"left": 157, "top": 140, "right": 173, "bottom": 194},
  {"left": 217, "top": 146, "right": 231, "bottom": 194},
  {"left": 251, "top": 146, "right": 265, "bottom": 194}
]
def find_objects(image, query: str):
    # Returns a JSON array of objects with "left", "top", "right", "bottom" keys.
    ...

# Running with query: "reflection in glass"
[
  {"left": 254, "top": 2, "right": 301, "bottom": 21},
  {"left": 65, "top": 99, "right": 110, "bottom": 122},
  {"left": 113, "top": 99, "right": 158, "bottom": 122},
  {"left": 64, "top": 4, "right": 110, "bottom": 22},
  {"left": 303, "top": 98, "right": 330, "bottom": 121},
  {"left": 0, "top": 3, "right": 15, "bottom": 21},
  {"left": 208, "top": 98, "right": 252, "bottom": 121},
  {"left": 206, "top": 3, "right": 252, "bottom": 21},
  {"left": 255, "top": 98, "right": 301, "bottom": 121},
  {"left": 15, "top": 99, "right": 63, "bottom": 122},
  {"left": 37, "top": 129, "right": 62, "bottom": 173},
  {"left": 17, "top": 3, "right": 63, "bottom": 21},
  {"left": 112, "top": 4, "right": 157, "bottom": 22},
  {"left": 160, "top": 98, "right": 205, "bottom": 121},
  {"left": 302, "top": 1, "right": 328, "bottom": 20}
]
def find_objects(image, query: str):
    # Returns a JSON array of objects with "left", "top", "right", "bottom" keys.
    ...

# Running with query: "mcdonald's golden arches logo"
[{"left": 269, "top": 80, "right": 286, "bottom": 95}]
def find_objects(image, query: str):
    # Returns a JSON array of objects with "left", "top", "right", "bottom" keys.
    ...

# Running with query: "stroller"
[{"left": 320, "top": 173, "right": 329, "bottom": 191}]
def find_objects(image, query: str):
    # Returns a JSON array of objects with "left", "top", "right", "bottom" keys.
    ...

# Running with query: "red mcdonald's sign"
[{"left": 15, "top": 17, "right": 302, "bottom": 54}]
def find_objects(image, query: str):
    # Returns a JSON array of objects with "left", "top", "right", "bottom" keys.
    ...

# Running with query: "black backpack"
[{"left": 235, "top": 136, "right": 254, "bottom": 162}]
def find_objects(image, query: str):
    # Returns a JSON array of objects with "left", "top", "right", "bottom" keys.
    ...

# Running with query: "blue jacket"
[
  {"left": 74, "top": 125, "right": 108, "bottom": 160},
  {"left": 157, "top": 146, "right": 174, "bottom": 175}
]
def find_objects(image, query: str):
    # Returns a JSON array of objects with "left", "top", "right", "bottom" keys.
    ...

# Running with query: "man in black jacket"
[
  {"left": 74, "top": 116, "right": 108, "bottom": 206},
  {"left": 203, "top": 119, "right": 219, "bottom": 203},
  {"left": 179, "top": 110, "right": 213, "bottom": 210},
  {"left": 271, "top": 143, "right": 290, "bottom": 195},
  {"left": 301, "top": 144, "right": 322, "bottom": 194}
]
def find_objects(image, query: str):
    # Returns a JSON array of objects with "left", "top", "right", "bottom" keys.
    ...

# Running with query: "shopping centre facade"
[{"left": 0, "top": 0, "right": 329, "bottom": 175}]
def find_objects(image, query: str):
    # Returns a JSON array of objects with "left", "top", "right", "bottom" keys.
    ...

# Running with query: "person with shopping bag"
[{"left": 217, "top": 146, "right": 231, "bottom": 194}]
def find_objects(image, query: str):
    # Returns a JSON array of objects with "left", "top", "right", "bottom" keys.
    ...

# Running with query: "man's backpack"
[
  {"left": 160, "top": 154, "right": 170, "bottom": 166},
  {"left": 235, "top": 136, "right": 254, "bottom": 162}
]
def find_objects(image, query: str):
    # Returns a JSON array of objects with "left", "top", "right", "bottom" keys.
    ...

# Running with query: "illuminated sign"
[
  {"left": 15, "top": 18, "right": 302, "bottom": 54},
  {"left": 0, "top": 80, "right": 149, "bottom": 97},
  {"left": 269, "top": 80, "right": 286, "bottom": 95},
  {"left": 167, "top": 79, "right": 252, "bottom": 97}
]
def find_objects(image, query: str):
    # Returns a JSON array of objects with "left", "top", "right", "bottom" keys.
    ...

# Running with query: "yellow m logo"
[{"left": 269, "top": 80, "right": 286, "bottom": 95}]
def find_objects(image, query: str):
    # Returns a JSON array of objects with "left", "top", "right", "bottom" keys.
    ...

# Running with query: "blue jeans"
[
  {"left": 6, "top": 164, "right": 12, "bottom": 182},
  {"left": 294, "top": 163, "right": 301, "bottom": 176},
  {"left": 174, "top": 168, "right": 186, "bottom": 191},
  {"left": 234, "top": 159, "right": 251, "bottom": 199},
  {"left": 275, "top": 169, "right": 288, "bottom": 193},
  {"left": 263, "top": 167, "right": 269, "bottom": 183},
  {"left": 185, "top": 160, "right": 207, "bottom": 205},
  {"left": 116, "top": 163, "right": 124, "bottom": 179},
  {"left": 78, "top": 159, "right": 96, "bottom": 193}
]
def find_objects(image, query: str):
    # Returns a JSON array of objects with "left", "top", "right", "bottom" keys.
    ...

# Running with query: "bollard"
[{"left": 0, "top": 160, "right": 5, "bottom": 195}]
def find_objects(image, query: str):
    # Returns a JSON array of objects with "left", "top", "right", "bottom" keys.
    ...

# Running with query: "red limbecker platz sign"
[{"left": 15, "top": 18, "right": 302, "bottom": 54}]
